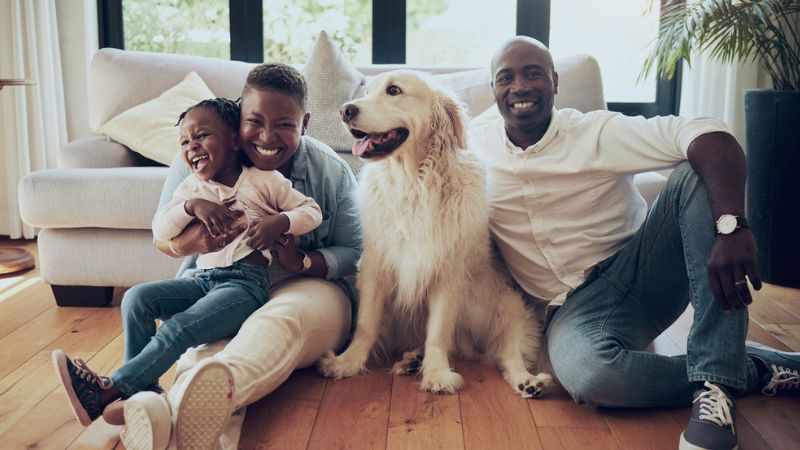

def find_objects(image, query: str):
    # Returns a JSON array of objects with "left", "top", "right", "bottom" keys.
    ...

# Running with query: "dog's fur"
[{"left": 318, "top": 70, "right": 552, "bottom": 397}]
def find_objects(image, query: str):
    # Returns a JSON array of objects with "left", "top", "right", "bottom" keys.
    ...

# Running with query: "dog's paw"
[
  {"left": 511, "top": 372, "right": 554, "bottom": 399},
  {"left": 317, "top": 350, "right": 366, "bottom": 379},
  {"left": 420, "top": 369, "right": 465, "bottom": 394},
  {"left": 392, "top": 349, "right": 424, "bottom": 376}
]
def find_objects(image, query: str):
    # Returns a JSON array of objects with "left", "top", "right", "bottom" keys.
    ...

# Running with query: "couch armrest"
[
  {"left": 19, "top": 167, "right": 167, "bottom": 229},
  {"left": 59, "top": 135, "right": 161, "bottom": 169}
]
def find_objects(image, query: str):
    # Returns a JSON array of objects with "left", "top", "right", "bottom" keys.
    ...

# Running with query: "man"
[{"left": 472, "top": 36, "right": 799, "bottom": 450}]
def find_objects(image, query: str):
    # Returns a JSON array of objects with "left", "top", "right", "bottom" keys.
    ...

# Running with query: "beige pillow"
[
  {"left": 98, "top": 71, "right": 216, "bottom": 165},
  {"left": 303, "top": 31, "right": 367, "bottom": 153}
]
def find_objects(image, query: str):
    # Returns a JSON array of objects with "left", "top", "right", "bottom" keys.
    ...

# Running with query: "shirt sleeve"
[
  {"left": 155, "top": 153, "right": 198, "bottom": 276},
  {"left": 151, "top": 177, "right": 195, "bottom": 241},
  {"left": 268, "top": 173, "right": 323, "bottom": 236},
  {"left": 595, "top": 112, "right": 733, "bottom": 174},
  {"left": 315, "top": 163, "right": 363, "bottom": 280}
]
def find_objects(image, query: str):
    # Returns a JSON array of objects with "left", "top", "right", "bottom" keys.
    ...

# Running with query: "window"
[
  {"left": 121, "top": 0, "right": 230, "bottom": 59},
  {"left": 99, "top": 0, "right": 680, "bottom": 116},
  {"left": 262, "top": 0, "right": 371, "bottom": 65},
  {"left": 550, "top": 0, "right": 659, "bottom": 103},
  {"left": 406, "top": 0, "right": 516, "bottom": 67}
]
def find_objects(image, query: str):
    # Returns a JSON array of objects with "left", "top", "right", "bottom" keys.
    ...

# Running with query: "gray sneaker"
[
  {"left": 679, "top": 382, "right": 737, "bottom": 450},
  {"left": 746, "top": 341, "right": 800, "bottom": 396}
]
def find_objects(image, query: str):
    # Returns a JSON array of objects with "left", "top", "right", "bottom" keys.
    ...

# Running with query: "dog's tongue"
[{"left": 352, "top": 130, "right": 401, "bottom": 156}]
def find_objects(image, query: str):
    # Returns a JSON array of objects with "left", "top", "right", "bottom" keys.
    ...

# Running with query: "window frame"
[{"left": 97, "top": 0, "right": 680, "bottom": 116}]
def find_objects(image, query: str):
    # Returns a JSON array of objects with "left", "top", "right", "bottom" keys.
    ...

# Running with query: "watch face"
[{"left": 717, "top": 214, "right": 738, "bottom": 234}]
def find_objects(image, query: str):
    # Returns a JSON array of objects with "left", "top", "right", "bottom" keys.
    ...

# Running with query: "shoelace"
[
  {"left": 761, "top": 364, "right": 800, "bottom": 396},
  {"left": 73, "top": 358, "right": 113, "bottom": 389},
  {"left": 694, "top": 382, "right": 735, "bottom": 433}
]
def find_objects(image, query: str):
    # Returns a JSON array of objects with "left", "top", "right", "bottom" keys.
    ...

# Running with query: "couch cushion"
[
  {"left": 98, "top": 72, "right": 215, "bottom": 166},
  {"left": 89, "top": 49, "right": 254, "bottom": 132},
  {"left": 19, "top": 167, "right": 167, "bottom": 229},
  {"left": 303, "top": 31, "right": 367, "bottom": 152},
  {"left": 58, "top": 136, "right": 158, "bottom": 169}
]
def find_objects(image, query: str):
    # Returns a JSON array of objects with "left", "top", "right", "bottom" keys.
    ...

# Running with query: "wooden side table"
[{"left": 0, "top": 78, "right": 37, "bottom": 274}]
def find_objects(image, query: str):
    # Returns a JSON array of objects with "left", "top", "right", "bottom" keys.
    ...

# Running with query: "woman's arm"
[{"left": 314, "top": 165, "right": 363, "bottom": 280}]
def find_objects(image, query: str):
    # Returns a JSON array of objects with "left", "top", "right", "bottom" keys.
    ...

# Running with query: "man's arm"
[{"left": 687, "top": 131, "right": 762, "bottom": 311}]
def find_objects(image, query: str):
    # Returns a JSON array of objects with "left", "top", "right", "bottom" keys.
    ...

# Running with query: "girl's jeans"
[
  {"left": 112, "top": 260, "right": 269, "bottom": 396},
  {"left": 547, "top": 162, "right": 761, "bottom": 407}
]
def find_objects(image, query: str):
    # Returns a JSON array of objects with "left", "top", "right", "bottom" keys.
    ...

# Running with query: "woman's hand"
[
  {"left": 272, "top": 234, "right": 304, "bottom": 272},
  {"left": 176, "top": 220, "right": 246, "bottom": 255},
  {"left": 246, "top": 214, "right": 290, "bottom": 252},
  {"left": 185, "top": 199, "right": 242, "bottom": 237}
]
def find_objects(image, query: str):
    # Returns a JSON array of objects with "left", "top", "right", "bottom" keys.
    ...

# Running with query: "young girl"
[{"left": 51, "top": 97, "right": 322, "bottom": 427}]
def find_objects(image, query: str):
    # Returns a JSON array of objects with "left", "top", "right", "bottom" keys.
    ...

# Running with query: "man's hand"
[
  {"left": 706, "top": 229, "right": 762, "bottom": 312},
  {"left": 178, "top": 220, "right": 246, "bottom": 254},
  {"left": 246, "top": 214, "right": 290, "bottom": 252},
  {"left": 185, "top": 198, "right": 242, "bottom": 237}
]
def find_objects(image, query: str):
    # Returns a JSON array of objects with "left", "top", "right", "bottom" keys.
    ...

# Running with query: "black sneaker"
[
  {"left": 679, "top": 382, "right": 737, "bottom": 450},
  {"left": 52, "top": 349, "right": 115, "bottom": 426},
  {"left": 746, "top": 341, "right": 800, "bottom": 396}
]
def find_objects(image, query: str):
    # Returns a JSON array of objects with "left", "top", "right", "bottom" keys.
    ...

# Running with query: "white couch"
[{"left": 19, "top": 48, "right": 665, "bottom": 307}]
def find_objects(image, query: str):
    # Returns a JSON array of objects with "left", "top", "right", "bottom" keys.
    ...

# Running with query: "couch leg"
[{"left": 51, "top": 285, "right": 114, "bottom": 307}]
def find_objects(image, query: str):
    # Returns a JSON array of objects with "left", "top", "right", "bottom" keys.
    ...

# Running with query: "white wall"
[{"left": 56, "top": 0, "right": 98, "bottom": 141}]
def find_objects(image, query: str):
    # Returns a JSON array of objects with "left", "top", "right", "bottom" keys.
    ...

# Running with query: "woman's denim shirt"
[{"left": 158, "top": 136, "right": 363, "bottom": 302}]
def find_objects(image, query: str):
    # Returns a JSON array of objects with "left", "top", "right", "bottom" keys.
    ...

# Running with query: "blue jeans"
[
  {"left": 546, "top": 162, "right": 761, "bottom": 407},
  {"left": 112, "top": 260, "right": 269, "bottom": 397}
]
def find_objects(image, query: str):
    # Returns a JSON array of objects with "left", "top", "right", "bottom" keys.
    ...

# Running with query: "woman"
[{"left": 111, "top": 63, "right": 361, "bottom": 450}]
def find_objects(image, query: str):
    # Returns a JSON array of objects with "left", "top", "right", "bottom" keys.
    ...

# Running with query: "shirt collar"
[{"left": 500, "top": 108, "right": 561, "bottom": 153}]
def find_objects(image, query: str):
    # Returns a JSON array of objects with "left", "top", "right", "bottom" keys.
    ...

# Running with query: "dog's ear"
[{"left": 431, "top": 90, "right": 467, "bottom": 150}]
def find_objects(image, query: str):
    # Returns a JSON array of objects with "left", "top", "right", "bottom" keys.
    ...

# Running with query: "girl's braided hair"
[{"left": 177, "top": 97, "right": 240, "bottom": 130}]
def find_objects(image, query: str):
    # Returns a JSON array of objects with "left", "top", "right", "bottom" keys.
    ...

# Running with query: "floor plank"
[
  {"left": 529, "top": 385, "right": 609, "bottom": 429},
  {"left": 306, "top": 370, "right": 392, "bottom": 450},
  {"left": 538, "top": 427, "right": 620, "bottom": 450},
  {"left": 386, "top": 372, "right": 464, "bottom": 450},
  {"left": 602, "top": 407, "right": 685, "bottom": 450},
  {"left": 458, "top": 361, "right": 544, "bottom": 450}
]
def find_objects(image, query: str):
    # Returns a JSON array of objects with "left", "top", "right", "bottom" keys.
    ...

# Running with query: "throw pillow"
[
  {"left": 98, "top": 71, "right": 215, "bottom": 165},
  {"left": 303, "top": 31, "right": 367, "bottom": 153}
]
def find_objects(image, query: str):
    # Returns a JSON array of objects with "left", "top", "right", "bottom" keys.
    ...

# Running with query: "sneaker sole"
[
  {"left": 51, "top": 349, "right": 92, "bottom": 426},
  {"left": 679, "top": 431, "right": 738, "bottom": 450},
  {"left": 176, "top": 361, "right": 235, "bottom": 450},
  {"left": 121, "top": 392, "right": 171, "bottom": 450}
]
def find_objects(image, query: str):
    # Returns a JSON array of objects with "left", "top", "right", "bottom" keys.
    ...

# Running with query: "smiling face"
[
  {"left": 341, "top": 71, "right": 444, "bottom": 161},
  {"left": 179, "top": 106, "right": 241, "bottom": 183},
  {"left": 239, "top": 87, "right": 310, "bottom": 173},
  {"left": 491, "top": 38, "right": 559, "bottom": 147}
]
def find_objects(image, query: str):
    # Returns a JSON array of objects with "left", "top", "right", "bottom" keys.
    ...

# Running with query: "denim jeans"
[
  {"left": 546, "top": 162, "right": 761, "bottom": 407},
  {"left": 112, "top": 260, "right": 269, "bottom": 397}
]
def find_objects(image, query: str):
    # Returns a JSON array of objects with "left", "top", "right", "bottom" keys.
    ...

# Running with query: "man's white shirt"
[{"left": 470, "top": 108, "right": 731, "bottom": 303}]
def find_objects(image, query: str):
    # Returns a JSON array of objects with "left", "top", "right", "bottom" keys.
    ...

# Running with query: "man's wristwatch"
[
  {"left": 715, "top": 214, "right": 749, "bottom": 235},
  {"left": 297, "top": 249, "right": 312, "bottom": 273}
]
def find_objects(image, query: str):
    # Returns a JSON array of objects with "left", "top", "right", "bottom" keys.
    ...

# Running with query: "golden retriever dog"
[{"left": 318, "top": 70, "right": 553, "bottom": 397}]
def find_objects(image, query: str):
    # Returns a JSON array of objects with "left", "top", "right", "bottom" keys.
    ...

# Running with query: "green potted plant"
[{"left": 641, "top": 0, "right": 800, "bottom": 288}]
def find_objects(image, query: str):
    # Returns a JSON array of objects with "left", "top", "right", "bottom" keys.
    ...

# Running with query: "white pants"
[{"left": 167, "top": 276, "right": 352, "bottom": 449}]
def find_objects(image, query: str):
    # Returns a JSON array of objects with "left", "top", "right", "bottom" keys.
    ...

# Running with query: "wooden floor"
[{"left": 1, "top": 237, "right": 798, "bottom": 450}]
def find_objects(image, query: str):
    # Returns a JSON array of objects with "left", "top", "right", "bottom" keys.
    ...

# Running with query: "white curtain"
[
  {"left": 0, "top": 0, "right": 66, "bottom": 239},
  {"left": 678, "top": 49, "right": 768, "bottom": 147}
]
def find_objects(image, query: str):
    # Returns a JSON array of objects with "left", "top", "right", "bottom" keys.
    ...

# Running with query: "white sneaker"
[
  {"left": 175, "top": 360, "right": 235, "bottom": 450},
  {"left": 120, "top": 391, "right": 172, "bottom": 450}
]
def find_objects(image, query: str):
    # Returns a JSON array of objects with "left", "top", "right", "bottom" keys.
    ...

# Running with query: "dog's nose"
[{"left": 340, "top": 103, "right": 359, "bottom": 122}]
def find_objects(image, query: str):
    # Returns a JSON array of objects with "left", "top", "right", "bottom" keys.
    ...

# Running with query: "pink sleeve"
[
  {"left": 151, "top": 178, "right": 196, "bottom": 240},
  {"left": 270, "top": 174, "right": 322, "bottom": 236}
]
